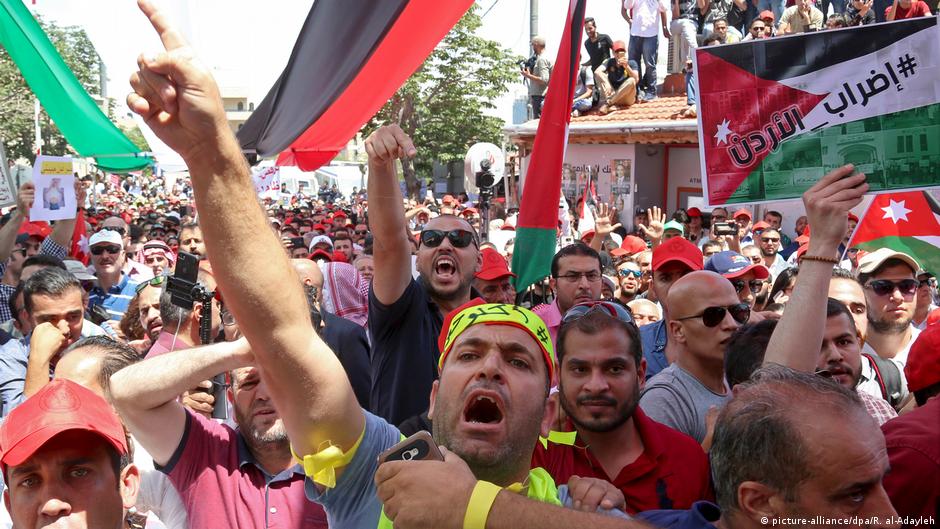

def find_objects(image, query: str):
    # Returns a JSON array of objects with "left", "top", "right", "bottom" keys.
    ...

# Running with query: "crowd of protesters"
[
  {"left": 0, "top": 2, "right": 937, "bottom": 529},
  {"left": 564, "top": 0, "right": 936, "bottom": 120}
]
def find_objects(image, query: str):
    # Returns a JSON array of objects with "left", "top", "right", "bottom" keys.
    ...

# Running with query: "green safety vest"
[{"left": 377, "top": 467, "right": 561, "bottom": 529}]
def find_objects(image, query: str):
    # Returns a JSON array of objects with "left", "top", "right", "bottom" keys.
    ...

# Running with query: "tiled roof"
[{"left": 571, "top": 95, "right": 695, "bottom": 123}]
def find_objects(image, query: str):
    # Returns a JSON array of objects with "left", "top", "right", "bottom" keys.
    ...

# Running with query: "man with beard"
[
  {"left": 0, "top": 267, "right": 110, "bottom": 417},
  {"left": 179, "top": 222, "right": 208, "bottom": 259},
  {"left": 364, "top": 125, "right": 483, "bottom": 425},
  {"left": 614, "top": 260, "right": 642, "bottom": 304},
  {"left": 534, "top": 243, "right": 603, "bottom": 345},
  {"left": 111, "top": 337, "right": 329, "bottom": 529},
  {"left": 136, "top": 277, "right": 164, "bottom": 344},
  {"left": 757, "top": 228, "right": 787, "bottom": 281},
  {"left": 639, "top": 271, "right": 743, "bottom": 443},
  {"left": 857, "top": 249, "right": 921, "bottom": 403},
  {"left": 88, "top": 230, "right": 142, "bottom": 322},
  {"left": 816, "top": 299, "right": 897, "bottom": 425},
  {"left": 534, "top": 301, "right": 712, "bottom": 513}
]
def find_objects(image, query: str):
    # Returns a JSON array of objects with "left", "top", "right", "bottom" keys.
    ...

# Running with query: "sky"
[{"left": 25, "top": 0, "right": 628, "bottom": 125}]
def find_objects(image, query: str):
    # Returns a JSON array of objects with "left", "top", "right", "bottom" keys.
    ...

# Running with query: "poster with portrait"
[
  {"left": 561, "top": 163, "right": 578, "bottom": 203},
  {"left": 608, "top": 158, "right": 633, "bottom": 214},
  {"left": 29, "top": 156, "right": 77, "bottom": 222}
]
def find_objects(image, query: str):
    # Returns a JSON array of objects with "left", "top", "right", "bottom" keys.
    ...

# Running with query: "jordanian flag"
[
  {"left": 696, "top": 17, "right": 940, "bottom": 206},
  {"left": 512, "top": 0, "right": 586, "bottom": 292},
  {"left": 847, "top": 191, "right": 940, "bottom": 275}
]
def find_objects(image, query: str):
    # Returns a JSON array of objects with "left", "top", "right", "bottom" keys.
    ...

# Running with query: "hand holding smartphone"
[{"left": 377, "top": 431, "right": 444, "bottom": 464}]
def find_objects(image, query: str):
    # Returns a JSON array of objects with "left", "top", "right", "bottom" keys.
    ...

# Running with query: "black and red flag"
[{"left": 237, "top": 0, "right": 473, "bottom": 171}]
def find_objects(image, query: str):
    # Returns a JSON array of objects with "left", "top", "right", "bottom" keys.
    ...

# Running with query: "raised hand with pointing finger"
[{"left": 127, "top": 0, "right": 231, "bottom": 162}]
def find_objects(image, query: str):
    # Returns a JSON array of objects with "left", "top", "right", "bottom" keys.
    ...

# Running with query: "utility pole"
[{"left": 529, "top": 0, "right": 538, "bottom": 43}]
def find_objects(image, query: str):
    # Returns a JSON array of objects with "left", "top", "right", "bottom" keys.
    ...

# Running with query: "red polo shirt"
[{"left": 532, "top": 408, "right": 713, "bottom": 514}]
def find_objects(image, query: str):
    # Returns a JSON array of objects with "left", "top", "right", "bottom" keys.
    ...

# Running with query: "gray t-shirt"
[{"left": 639, "top": 364, "right": 731, "bottom": 443}]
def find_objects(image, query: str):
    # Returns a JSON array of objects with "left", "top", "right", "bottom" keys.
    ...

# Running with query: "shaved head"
[
  {"left": 291, "top": 259, "right": 323, "bottom": 290},
  {"left": 666, "top": 271, "right": 738, "bottom": 319}
]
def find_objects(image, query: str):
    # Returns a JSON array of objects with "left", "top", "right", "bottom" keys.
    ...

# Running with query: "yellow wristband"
[{"left": 463, "top": 481, "right": 502, "bottom": 529}]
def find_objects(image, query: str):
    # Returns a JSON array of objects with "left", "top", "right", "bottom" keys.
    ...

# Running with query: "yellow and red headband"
[{"left": 438, "top": 299, "right": 555, "bottom": 381}]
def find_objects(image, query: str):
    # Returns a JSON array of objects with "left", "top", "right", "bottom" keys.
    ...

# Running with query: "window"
[
  {"left": 897, "top": 135, "right": 905, "bottom": 153},
  {"left": 906, "top": 135, "right": 913, "bottom": 153},
  {"left": 920, "top": 134, "right": 928, "bottom": 151},
  {"left": 249, "top": 102, "right": 255, "bottom": 111}
]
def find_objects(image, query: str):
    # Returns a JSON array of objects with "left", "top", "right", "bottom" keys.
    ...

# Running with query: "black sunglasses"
[
  {"left": 675, "top": 303, "right": 751, "bottom": 327},
  {"left": 419, "top": 229, "right": 476, "bottom": 248},
  {"left": 730, "top": 279, "right": 764, "bottom": 295},
  {"left": 866, "top": 279, "right": 918, "bottom": 297},
  {"left": 90, "top": 245, "right": 122, "bottom": 256}
]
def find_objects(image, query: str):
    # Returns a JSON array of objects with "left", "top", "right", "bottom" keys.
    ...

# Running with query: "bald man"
[
  {"left": 290, "top": 259, "right": 372, "bottom": 409},
  {"left": 639, "top": 271, "right": 749, "bottom": 443}
]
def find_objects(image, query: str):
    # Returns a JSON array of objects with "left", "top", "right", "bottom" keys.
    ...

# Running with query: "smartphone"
[
  {"left": 377, "top": 431, "right": 443, "bottom": 464},
  {"left": 714, "top": 221, "right": 737, "bottom": 236}
]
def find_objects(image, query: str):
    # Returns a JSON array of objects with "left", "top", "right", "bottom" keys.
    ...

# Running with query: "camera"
[
  {"left": 714, "top": 221, "right": 738, "bottom": 236},
  {"left": 517, "top": 55, "right": 536, "bottom": 72},
  {"left": 475, "top": 159, "right": 497, "bottom": 190}
]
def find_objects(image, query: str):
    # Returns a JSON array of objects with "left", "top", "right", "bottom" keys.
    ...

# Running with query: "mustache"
[{"left": 576, "top": 395, "right": 617, "bottom": 406}]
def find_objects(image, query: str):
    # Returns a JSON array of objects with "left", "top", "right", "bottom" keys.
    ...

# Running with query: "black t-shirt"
[
  {"left": 321, "top": 311, "right": 372, "bottom": 411},
  {"left": 368, "top": 278, "right": 444, "bottom": 426},
  {"left": 605, "top": 57, "right": 630, "bottom": 89},
  {"left": 584, "top": 34, "right": 613, "bottom": 72},
  {"left": 845, "top": 4, "right": 876, "bottom": 25}
]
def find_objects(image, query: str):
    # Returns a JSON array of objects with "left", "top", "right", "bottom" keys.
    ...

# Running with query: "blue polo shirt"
[
  {"left": 88, "top": 274, "right": 140, "bottom": 321},
  {"left": 637, "top": 500, "right": 721, "bottom": 528},
  {"left": 641, "top": 319, "right": 669, "bottom": 380}
]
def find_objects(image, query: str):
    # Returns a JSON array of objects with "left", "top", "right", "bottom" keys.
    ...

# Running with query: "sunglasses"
[
  {"left": 760, "top": 237, "right": 780, "bottom": 243},
  {"left": 675, "top": 303, "right": 751, "bottom": 327},
  {"left": 91, "top": 245, "right": 122, "bottom": 256},
  {"left": 419, "top": 229, "right": 476, "bottom": 248},
  {"left": 562, "top": 301, "right": 635, "bottom": 326},
  {"left": 865, "top": 279, "right": 918, "bottom": 297},
  {"left": 135, "top": 275, "right": 167, "bottom": 294},
  {"left": 618, "top": 268, "right": 642, "bottom": 278},
  {"left": 730, "top": 279, "right": 764, "bottom": 295},
  {"left": 355, "top": 230, "right": 369, "bottom": 235}
]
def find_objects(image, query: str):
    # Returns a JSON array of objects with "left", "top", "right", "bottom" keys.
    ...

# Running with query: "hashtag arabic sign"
[{"left": 693, "top": 17, "right": 940, "bottom": 206}]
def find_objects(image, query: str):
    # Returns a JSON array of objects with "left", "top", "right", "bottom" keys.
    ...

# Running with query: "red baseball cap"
[
  {"left": 0, "top": 379, "right": 127, "bottom": 471},
  {"left": 17, "top": 221, "right": 52, "bottom": 239},
  {"left": 611, "top": 235, "right": 648, "bottom": 258},
  {"left": 309, "top": 249, "right": 333, "bottom": 262},
  {"left": 759, "top": 9, "right": 775, "bottom": 20},
  {"left": 612, "top": 40, "right": 626, "bottom": 52},
  {"left": 905, "top": 324, "right": 940, "bottom": 393},
  {"left": 752, "top": 221, "right": 771, "bottom": 232},
  {"left": 652, "top": 237, "right": 704, "bottom": 272},
  {"left": 848, "top": 212, "right": 859, "bottom": 223},
  {"left": 442, "top": 194, "right": 457, "bottom": 205},
  {"left": 732, "top": 208, "right": 752, "bottom": 220},
  {"left": 461, "top": 207, "right": 478, "bottom": 217},
  {"left": 686, "top": 207, "right": 702, "bottom": 218},
  {"left": 580, "top": 229, "right": 595, "bottom": 242},
  {"left": 476, "top": 248, "right": 516, "bottom": 281},
  {"left": 333, "top": 211, "right": 347, "bottom": 219}
]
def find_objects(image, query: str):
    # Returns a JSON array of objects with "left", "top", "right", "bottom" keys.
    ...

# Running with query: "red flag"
[
  {"left": 71, "top": 209, "right": 89, "bottom": 265},
  {"left": 847, "top": 191, "right": 940, "bottom": 275},
  {"left": 511, "top": 0, "right": 586, "bottom": 292}
]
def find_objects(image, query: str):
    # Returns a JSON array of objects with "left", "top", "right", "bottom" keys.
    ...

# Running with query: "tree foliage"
[
  {"left": 363, "top": 5, "right": 516, "bottom": 198},
  {"left": 0, "top": 16, "right": 101, "bottom": 161}
]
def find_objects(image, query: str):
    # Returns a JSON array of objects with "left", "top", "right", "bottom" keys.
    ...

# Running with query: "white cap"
[
  {"left": 308, "top": 234, "right": 334, "bottom": 251},
  {"left": 88, "top": 230, "right": 123, "bottom": 247}
]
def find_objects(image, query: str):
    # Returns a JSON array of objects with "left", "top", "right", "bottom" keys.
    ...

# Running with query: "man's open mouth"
[
  {"left": 462, "top": 391, "right": 504, "bottom": 425},
  {"left": 434, "top": 256, "right": 457, "bottom": 279}
]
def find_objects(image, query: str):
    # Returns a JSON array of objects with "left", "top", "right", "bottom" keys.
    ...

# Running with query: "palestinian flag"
[
  {"left": 512, "top": 0, "right": 586, "bottom": 293},
  {"left": 237, "top": 0, "right": 473, "bottom": 171},
  {"left": 695, "top": 17, "right": 940, "bottom": 206},
  {"left": 847, "top": 191, "right": 940, "bottom": 275}
]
